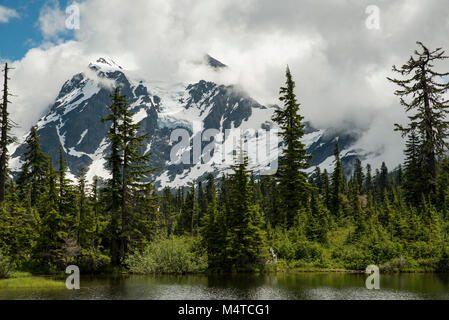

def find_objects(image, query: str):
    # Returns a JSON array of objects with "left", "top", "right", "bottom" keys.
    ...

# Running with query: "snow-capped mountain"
[{"left": 10, "top": 56, "right": 371, "bottom": 188}]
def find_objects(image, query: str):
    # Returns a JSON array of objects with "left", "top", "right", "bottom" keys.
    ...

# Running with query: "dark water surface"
[{"left": 1, "top": 273, "right": 449, "bottom": 300}]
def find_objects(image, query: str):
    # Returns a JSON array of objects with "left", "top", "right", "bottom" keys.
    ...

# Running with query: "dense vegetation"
[{"left": 0, "top": 42, "right": 448, "bottom": 277}]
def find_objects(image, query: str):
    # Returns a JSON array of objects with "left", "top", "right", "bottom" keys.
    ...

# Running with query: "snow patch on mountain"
[{"left": 9, "top": 56, "right": 376, "bottom": 189}]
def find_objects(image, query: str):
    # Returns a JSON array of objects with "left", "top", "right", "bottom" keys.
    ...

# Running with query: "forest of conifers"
[{"left": 0, "top": 41, "right": 448, "bottom": 277}]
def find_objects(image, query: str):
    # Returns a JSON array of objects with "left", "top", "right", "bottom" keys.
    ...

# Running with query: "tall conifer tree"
[
  {"left": 388, "top": 42, "right": 449, "bottom": 195},
  {"left": 272, "top": 67, "right": 311, "bottom": 226}
]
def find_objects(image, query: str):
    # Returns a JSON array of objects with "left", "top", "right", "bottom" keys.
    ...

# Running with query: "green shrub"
[
  {"left": 0, "top": 250, "right": 14, "bottom": 279},
  {"left": 331, "top": 246, "right": 370, "bottom": 270},
  {"left": 78, "top": 249, "right": 111, "bottom": 273},
  {"left": 125, "top": 236, "right": 207, "bottom": 274},
  {"left": 294, "top": 241, "right": 323, "bottom": 262},
  {"left": 407, "top": 241, "right": 439, "bottom": 260},
  {"left": 364, "top": 239, "right": 403, "bottom": 264},
  {"left": 270, "top": 232, "right": 297, "bottom": 261}
]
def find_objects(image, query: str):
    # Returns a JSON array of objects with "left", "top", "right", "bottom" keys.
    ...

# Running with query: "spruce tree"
[
  {"left": 259, "top": 175, "right": 280, "bottom": 226},
  {"left": 103, "top": 87, "right": 156, "bottom": 263},
  {"left": 35, "top": 158, "right": 69, "bottom": 267},
  {"left": 353, "top": 158, "right": 364, "bottom": 191},
  {"left": 160, "top": 187, "right": 176, "bottom": 235},
  {"left": 322, "top": 169, "right": 331, "bottom": 210},
  {"left": 365, "top": 164, "right": 374, "bottom": 206},
  {"left": 272, "top": 67, "right": 311, "bottom": 226},
  {"left": 388, "top": 42, "right": 449, "bottom": 196},
  {"left": 201, "top": 174, "right": 226, "bottom": 271},
  {"left": 116, "top": 90, "right": 153, "bottom": 261},
  {"left": 306, "top": 192, "right": 329, "bottom": 244},
  {"left": 101, "top": 88, "right": 123, "bottom": 265},
  {"left": 225, "top": 150, "right": 267, "bottom": 272},
  {"left": 351, "top": 180, "right": 365, "bottom": 239},
  {"left": 129, "top": 182, "right": 159, "bottom": 250},
  {"left": 178, "top": 183, "right": 199, "bottom": 234},
  {"left": 76, "top": 167, "right": 91, "bottom": 247},
  {"left": 17, "top": 127, "right": 49, "bottom": 208},
  {"left": 331, "top": 142, "right": 344, "bottom": 217},
  {"left": 57, "top": 143, "right": 73, "bottom": 220},
  {"left": 402, "top": 129, "right": 425, "bottom": 206},
  {"left": 376, "top": 162, "right": 390, "bottom": 203},
  {"left": 197, "top": 181, "right": 207, "bottom": 227},
  {"left": 436, "top": 158, "right": 449, "bottom": 217},
  {"left": 314, "top": 167, "right": 322, "bottom": 194}
]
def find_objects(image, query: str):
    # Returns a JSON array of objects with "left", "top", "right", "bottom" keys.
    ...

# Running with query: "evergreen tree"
[
  {"left": 197, "top": 181, "right": 207, "bottom": 227},
  {"left": 351, "top": 180, "right": 365, "bottom": 240},
  {"left": 396, "top": 164, "right": 403, "bottom": 186},
  {"left": 0, "top": 182, "right": 37, "bottom": 266},
  {"left": 306, "top": 192, "right": 329, "bottom": 244},
  {"left": 224, "top": 150, "right": 267, "bottom": 272},
  {"left": 129, "top": 183, "right": 159, "bottom": 250},
  {"left": 403, "top": 129, "right": 424, "bottom": 206},
  {"left": 365, "top": 164, "right": 373, "bottom": 195},
  {"left": 272, "top": 67, "right": 311, "bottom": 226},
  {"left": 160, "top": 187, "right": 176, "bottom": 235},
  {"left": 353, "top": 158, "right": 364, "bottom": 191},
  {"left": 57, "top": 143, "right": 74, "bottom": 221},
  {"left": 102, "top": 87, "right": 156, "bottom": 264},
  {"left": 34, "top": 158, "right": 69, "bottom": 268},
  {"left": 201, "top": 174, "right": 226, "bottom": 271},
  {"left": 17, "top": 127, "right": 49, "bottom": 208},
  {"left": 388, "top": 42, "right": 449, "bottom": 196},
  {"left": 376, "top": 162, "right": 390, "bottom": 203},
  {"left": 314, "top": 167, "right": 323, "bottom": 194},
  {"left": 177, "top": 182, "right": 199, "bottom": 234},
  {"left": 176, "top": 187, "right": 184, "bottom": 209},
  {"left": 76, "top": 168, "right": 91, "bottom": 247},
  {"left": 205, "top": 173, "right": 216, "bottom": 203},
  {"left": 322, "top": 169, "right": 331, "bottom": 210},
  {"left": 101, "top": 88, "right": 123, "bottom": 265},
  {"left": 116, "top": 90, "right": 153, "bottom": 261},
  {"left": 436, "top": 158, "right": 449, "bottom": 217},
  {"left": 331, "top": 142, "right": 345, "bottom": 217},
  {"left": 259, "top": 175, "right": 280, "bottom": 226},
  {"left": 90, "top": 176, "right": 102, "bottom": 251}
]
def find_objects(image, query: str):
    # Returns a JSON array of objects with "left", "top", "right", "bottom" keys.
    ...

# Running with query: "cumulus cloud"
[
  {"left": 4, "top": 0, "right": 449, "bottom": 170},
  {"left": 38, "top": 0, "right": 69, "bottom": 41},
  {"left": 0, "top": 5, "right": 19, "bottom": 23}
]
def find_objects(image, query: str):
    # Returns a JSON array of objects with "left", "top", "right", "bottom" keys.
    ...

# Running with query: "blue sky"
[{"left": 0, "top": 0, "right": 75, "bottom": 60}]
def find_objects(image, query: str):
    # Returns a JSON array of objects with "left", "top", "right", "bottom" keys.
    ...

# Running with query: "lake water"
[{"left": 1, "top": 273, "right": 449, "bottom": 300}]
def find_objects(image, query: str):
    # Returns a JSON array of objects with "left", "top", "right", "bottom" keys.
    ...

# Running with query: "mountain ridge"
[{"left": 10, "top": 56, "right": 372, "bottom": 188}]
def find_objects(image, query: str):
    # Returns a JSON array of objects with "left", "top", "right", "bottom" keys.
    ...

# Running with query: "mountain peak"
[
  {"left": 88, "top": 57, "right": 123, "bottom": 72},
  {"left": 204, "top": 54, "right": 227, "bottom": 69}
]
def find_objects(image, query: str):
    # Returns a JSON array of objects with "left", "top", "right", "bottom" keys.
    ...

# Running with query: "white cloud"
[
  {"left": 4, "top": 0, "right": 449, "bottom": 171},
  {"left": 0, "top": 5, "right": 19, "bottom": 23},
  {"left": 38, "top": 0, "right": 68, "bottom": 41}
]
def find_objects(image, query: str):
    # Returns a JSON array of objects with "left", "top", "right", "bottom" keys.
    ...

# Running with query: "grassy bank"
[{"left": 0, "top": 272, "right": 64, "bottom": 289}]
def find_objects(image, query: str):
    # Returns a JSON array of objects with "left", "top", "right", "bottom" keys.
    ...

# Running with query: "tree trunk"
[
  {"left": 0, "top": 64, "right": 9, "bottom": 202},
  {"left": 121, "top": 148, "right": 128, "bottom": 262}
]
